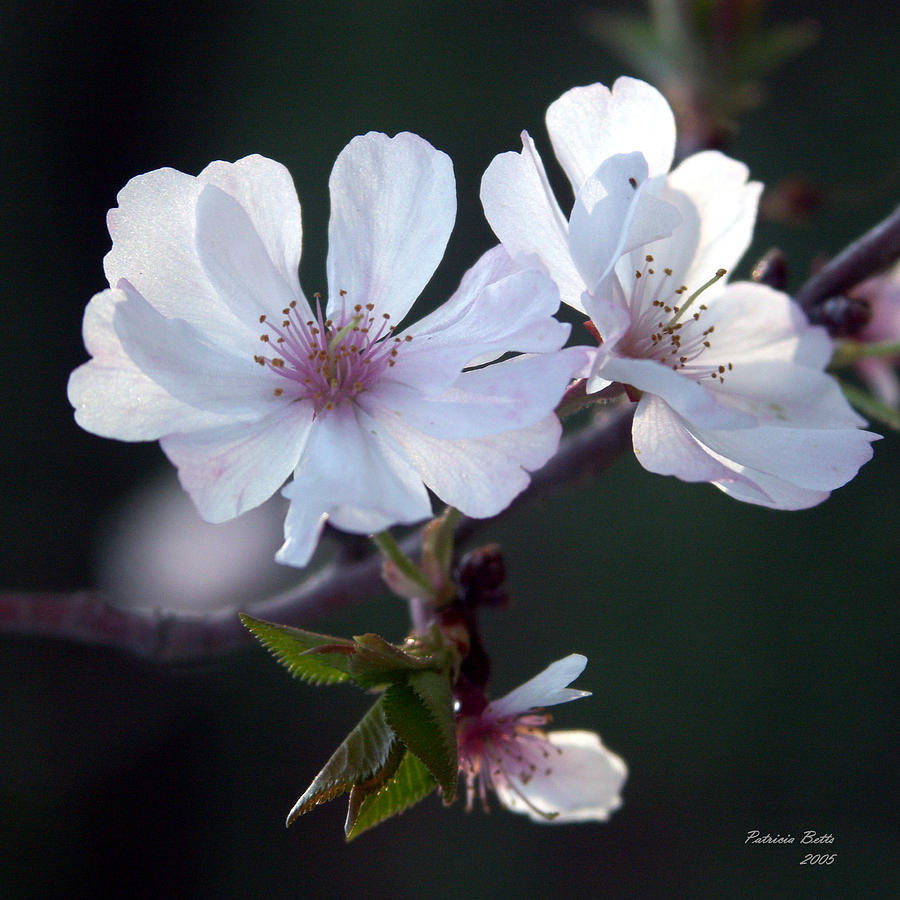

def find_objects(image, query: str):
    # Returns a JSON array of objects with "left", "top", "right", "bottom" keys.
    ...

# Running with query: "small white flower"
[
  {"left": 457, "top": 655, "right": 627, "bottom": 823},
  {"left": 69, "top": 133, "right": 583, "bottom": 566},
  {"left": 481, "top": 78, "right": 877, "bottom": 508}
]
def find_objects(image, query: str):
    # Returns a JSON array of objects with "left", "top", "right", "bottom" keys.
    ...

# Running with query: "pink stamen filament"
[{"left": 255, "top": 293, "right": 412, "bottom": 410}]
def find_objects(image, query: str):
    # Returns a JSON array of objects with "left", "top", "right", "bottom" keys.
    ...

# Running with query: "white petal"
[
  {"left": 546, "top": 77, "right": 676, "bottom": 190},
  {"left": 112, "top": 280, "right": 277, "bottom": 416},
  {"left": 619, "top": 152, "right": 761, "bottom": 299},
  {"left": 68, "top": 288, "right": 233, "bottom": 440},
  {"left": 689, "top": 435, "right": 834, "bottom": 508},
  {"left": 582, "top": 288, "right": 632, "bottom": 350},
  {"left": 481, "top": 132, "right": 587, "bottom": 312},
  {"left": 631, "top": 393, "right": 756, "bottom": 487},
  {"left": 717, "top": 362, "right": 868, "bottom": 429},
  {"left": 494, "top": 730, "right": 627, "bottom": 823},
  {"left": 198, "top": 155, "right": 303, "bottom": 294},
  {"left": 194, "top": 184, "right": 307, "bottom": 322},
  {"left": 389, "top": 254, "right": 570, "bottom": 394},
  {"left": 368, "top": 349, "right": 582, "bottom": 440},
  {"left": 569, "top": 154, "right": 681, "bottom": 293},
  {"left": 160, "top": 402, "right": 314, "bottom": 523},
  {"left": 665, "top": 151, "right": 762, "bottom": 292},
  {"left": 691, "top": 422, "right": 877, "bottom": 492},
  {"left": 276, "top": 406, "right": 432, "bottom": 567},
  {"left": 326, "top": 132, "right": 455, "bottom": 323},
  {"left": 377, "top": 414, "right": 563, "bottom": 518},
  {"left": 598, "top": 356, "right": 753, "bottom": 429},
  {"left": 633, "top": 393, "right": 876, "bottom": 507},
  {"left": 488, "top": 655, "right": 590, "bottom": 718},
  {"left": 400, "top": 245, "right": 520, "bottom": 338},
  {"left": 700, "top": 282, "right": 832, "bottom": 369},
  {"left": 104, "top": 167, "right": 256, "bottom": 351},
  {"left": 710, "top": 464, "right": 832, "bottom": 509}
]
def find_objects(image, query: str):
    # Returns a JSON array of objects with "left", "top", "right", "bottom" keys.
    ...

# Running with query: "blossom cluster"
[
  {"left": 69, "top": 77, "right": 876, "bottom": 568},
  {"left": 68, "top": 78, "right": 880, "bottom": 824}
]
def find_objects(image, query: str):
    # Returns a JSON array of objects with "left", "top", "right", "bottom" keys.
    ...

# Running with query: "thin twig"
[
  {"left": 0, "top": 406, "right": 635, "bottom": 661},
  {"left": 7, "top": 204, "right": 899, "bottom": 660},
  {"left": 794, "top": 203, "right": 900, "bottom": 312}
]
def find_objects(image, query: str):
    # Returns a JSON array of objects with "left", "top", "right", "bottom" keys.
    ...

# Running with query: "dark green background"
[{"left": 2, "top": 1, "right": 897, "bottom": 897}]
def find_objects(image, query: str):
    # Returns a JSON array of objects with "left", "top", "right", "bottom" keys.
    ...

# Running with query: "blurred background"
[{"left": 2, "top": 1, "right": 897, "bottom": 897}]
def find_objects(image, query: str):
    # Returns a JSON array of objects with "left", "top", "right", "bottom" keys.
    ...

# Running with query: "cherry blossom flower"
[
  {"left": 849, "top": 262, "right": 900, "bottom": 407},
  {"left": 69, "top": 133, "right": 583, "bottom": 566},
  {"left": 456, "top": 654, "right": 627, "bottom": 823},
  {"left": 481, "top": 77, "right": 877, "bottom": 509}
]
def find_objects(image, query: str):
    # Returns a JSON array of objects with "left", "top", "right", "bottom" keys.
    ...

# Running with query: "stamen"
[
  {"left": 669, "top": 268, "right": 727, "bottom": 325},
  {"left": 252, "top": 290, "right": 409, "bottom": 412},
  {"left": 612, "top": 262, "right": 734, "bottom": 385}
]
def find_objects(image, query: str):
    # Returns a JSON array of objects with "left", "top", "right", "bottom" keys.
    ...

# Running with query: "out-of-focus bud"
[
  {"left": 759, "top": 177, "right": 825, "bottom": 224},
  {"left": 808, "top": 295, "right": 872, "bottom": 337},
  {"left": 751, "top": 248, "right": 789, "bottom": 291},
  {"left": 456, "top": 545, "right": 509, "bottom": 609}
]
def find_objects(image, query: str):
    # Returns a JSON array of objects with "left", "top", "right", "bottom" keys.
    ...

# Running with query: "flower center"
[
  {"left": 458, "top": 710, "right": 562, "bottom": 818},
  {"left": 619, "top": 255, "right": 733, "bottom": 385},
  {"left": 253, "top": 290, "right": 412, "bottom": 412}
]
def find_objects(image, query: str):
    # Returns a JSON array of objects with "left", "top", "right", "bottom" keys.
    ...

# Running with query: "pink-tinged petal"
[
  {"left": 160, "top": 402, "right": 314, "bottom": 523},
  {"left": 112, "top": 280, "right": 278, "bottom": 416},
  {"left": 856, "top": 358, "right": 900, "bottom": 407},
  {"left": 699, "top": 282, "right": 831, "bottom": 368},
  {"left": 493, "top": 730, "right": 627, "bottom": 823},
  {"left": 276, "top": 406, "right": 432, "bottom": 567},
  {"left": 379, "top": 414, "right": 562, "bottom": 518},
  {"left": 598, "top": 356, "right": 753, "bottom": 429},
  {"left": 488, "top": 655, "right": 589, "bottom": 718},
  {"left": 691, "top": 422, "right": 877, "bottom": 492},
  {"left": 546, "top": 77, "right": 676, "bottom": 190},
  {"left": 481, "top": 132, "right": 587, "bottom": 312},
  {"left": 569, "top": 154, "right": 681, "bottom": 293},
  {"left": 104, "top": 167, "right": 255, "bottom": 351},
  {"left": 400, "top": 245, "right": 520, "bottom": 338},
  {"left": 325, "top": 132, "right": 455, "bottom": 323},
  {"left": 68, "top": 288, "right": 234, "bottom": 440},
  {"left": 198, "top": 155, "right": 303, "bottom": 293},
  {"left": 195, "top": 183, "right": 306, "bottom": 322},
  {"left": 389, "top": 266, "right": 572, "bottom": 395},
  {"left": 368, "top": 350, "right": 583, "bottom": 440},
  {"left": 632, "top": 393, "right": 756, "bottom": 487}
]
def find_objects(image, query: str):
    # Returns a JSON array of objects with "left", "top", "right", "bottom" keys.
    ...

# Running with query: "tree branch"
[
  {"left": 0, "top": 405, "right": 635, "bottom": 661},
  {"left": 793, "top": 203, "right": 900, "bottom": 312},
  {"left": 9, "top": 205, "right": 898, "bottom": 661}
]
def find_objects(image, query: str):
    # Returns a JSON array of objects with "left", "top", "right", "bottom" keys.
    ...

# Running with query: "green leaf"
[
  {"left": 382, "top": 670, "right": 458, "bottom": 802},
  {"left": 347, "top": 633, "right": 435, "bottom": 689},
  {"left": 240, "top": 614, "right": 355, "bottom": 685},
  {"left": 840, "top": 381, "right": 900, "bottom": 431},
  {"left": 343, "top": 739, "right": 406, "bottom": 835},
  {"left": 422, "top": 505, "right": 461, "bottom": 581},
  {"left": 345, "top": 751, "right": 437, "bottom": 841},
  {"left": 286, "top": 695, "right": 396, "bottom": 825},
  {"left": 734, "top": 23, "right": 820, "bottom": 79}
]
